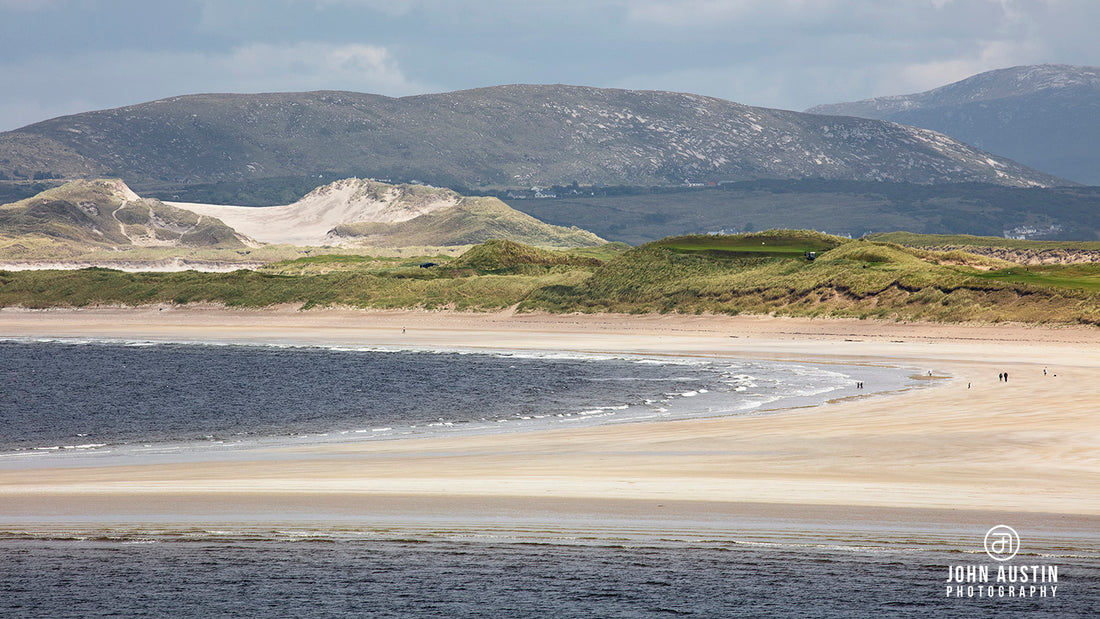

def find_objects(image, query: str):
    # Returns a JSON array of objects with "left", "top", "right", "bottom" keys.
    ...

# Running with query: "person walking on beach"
[{"left": 1003, "top": 371, "right": 1008, "bottom": 382}]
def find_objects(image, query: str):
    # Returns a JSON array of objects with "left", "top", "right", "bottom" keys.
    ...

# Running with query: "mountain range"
[
  {"left": 808, "top": 64, "right": 1100, "bottom": 185},
  {"left": 0, "top": 84, "right": 1067, "bottom": 194}
]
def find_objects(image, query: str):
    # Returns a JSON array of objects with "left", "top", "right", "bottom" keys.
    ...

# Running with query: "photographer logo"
[
  {"left": 945, "top": 525, "right": 1060, "bottom": 599},
  {"left": 984, "top": 525, "right": 1020, "bottom": 562}
]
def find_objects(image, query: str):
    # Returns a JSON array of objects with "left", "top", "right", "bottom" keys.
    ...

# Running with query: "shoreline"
[
  {"left": 2, "top": 307, "right": 1099, "bottom": 539},
  {"left": 0, "top": 333, "right": 925, "bottom": 458}
]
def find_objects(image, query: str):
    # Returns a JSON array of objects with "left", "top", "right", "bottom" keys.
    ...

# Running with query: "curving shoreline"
[{"left": 1, "top": 307, "right": 1099, "bottom": 539}]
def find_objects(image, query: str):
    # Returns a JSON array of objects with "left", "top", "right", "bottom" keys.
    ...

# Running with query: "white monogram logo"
[{"left": 984, "top": 525, "right": 1020, "bottom": 562}]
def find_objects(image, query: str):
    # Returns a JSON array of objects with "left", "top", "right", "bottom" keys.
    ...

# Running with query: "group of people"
[{"left": 998, "top": 372, "right": 1010, "bottom": 382}]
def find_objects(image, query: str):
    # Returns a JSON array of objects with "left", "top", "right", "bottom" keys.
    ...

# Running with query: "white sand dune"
[{"left": 167, "top": 178, "right": 461, "bottom": 245}]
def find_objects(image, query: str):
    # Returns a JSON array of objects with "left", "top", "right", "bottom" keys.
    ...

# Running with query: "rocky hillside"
[
  {"left": 807, "top": 65, "right": 1100, "bottom": 185},
  {"left": 0, "top": 85, "right": 1068, "bottom": 191},
  {"left": 0, "top": 179, "right": 249, "bottom": 252}
]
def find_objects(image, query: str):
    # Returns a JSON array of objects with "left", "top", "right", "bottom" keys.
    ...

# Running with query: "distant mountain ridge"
[
  {"left": 0, "top": 85, "right": 1068, "bottom": 192},
  {"left": 807, "top": 64, "right": 1100, "bottom": 185}
]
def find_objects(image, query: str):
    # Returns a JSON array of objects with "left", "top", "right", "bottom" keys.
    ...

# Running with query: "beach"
[{"left": 1, "top": 306, "right": 1098, "bottom": 538}]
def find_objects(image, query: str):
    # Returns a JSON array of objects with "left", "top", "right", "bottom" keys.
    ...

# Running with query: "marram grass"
[{"left": 3, "top": 231, "right": 1100, "bottom": 325}]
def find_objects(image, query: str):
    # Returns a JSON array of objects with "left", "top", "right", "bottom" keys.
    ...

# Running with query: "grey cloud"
[{"left": 2, "top": 0, "right": 1099, "bottom": 131}]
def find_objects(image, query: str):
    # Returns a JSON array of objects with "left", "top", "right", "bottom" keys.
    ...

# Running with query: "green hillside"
[
  {"left": 327, "top": 196, "right": 605, "bottom": 248},
  {"left": 523, "top": 232, "right": 1100, "bottom": 322},
  {"left": 448, "top": 239, "right": 602, "bottom": 273},
  {"left": 4, "top": 232, "right": 1100, "bottom": 325}
]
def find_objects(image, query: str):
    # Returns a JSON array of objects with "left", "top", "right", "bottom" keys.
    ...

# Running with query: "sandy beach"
[{"left": 1, "top": 307, "right": 1098, "bottom": 541}]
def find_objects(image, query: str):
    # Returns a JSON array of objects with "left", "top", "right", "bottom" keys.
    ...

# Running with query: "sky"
[{"left": 1, "top": 0, "right": 1099, "bottom": 132}]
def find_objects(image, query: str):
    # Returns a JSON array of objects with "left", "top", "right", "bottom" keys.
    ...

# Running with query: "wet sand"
[{"left": 1, "top": 307, "right": 1098, "bottom": 539}]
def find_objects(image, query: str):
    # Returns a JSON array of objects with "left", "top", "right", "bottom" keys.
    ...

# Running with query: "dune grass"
[
  {"left": 0, "top": 267, "right": 589, "bottom": 311},
  {"left": 3, "top": 231, "right": 1100, "bottom": 325},
  {"left": 970, "top": 264, "right": 1100, "bottom": 292},
  {"left": 520, "top": 232, "right": 1100, "bottom": 324},
  {"left": 868, "top": 232, "right": 1100, "bottom": 251}
]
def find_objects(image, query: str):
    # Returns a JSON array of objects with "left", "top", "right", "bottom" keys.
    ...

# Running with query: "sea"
[
  {"left": 2, "top": 339, "right": 1097, "bottom": 617},
  {"left": 2, "top": 525, "right": 1097, "bottom": 618},
  {"left": 0, "top": 339, "right": 914, "bottom": 455}
]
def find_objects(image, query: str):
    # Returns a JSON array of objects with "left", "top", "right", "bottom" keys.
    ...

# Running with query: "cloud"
[
  {"left": 888, "top": 40, "right": 1035, "bottom": 93},
  {"left": 0, "top": 0, "right": 58, "bottom": 10},
  {"left": 3, "top": 0, "right": 1100, "bottom": 130},
  {"left": 212, "top": 42, "right": 424, "bottom": 93},
  {"left": 308, "top": 0, "right": 420, "bottom": 15},
  {"left": 0, "top": 42, "right": 431, "bottom": 131},
  {"left": 623, "top": 0, "right": 844, "bottom": 28},
  {"left": 603, "top": 0, "right": 1100, "bottom": 109}
]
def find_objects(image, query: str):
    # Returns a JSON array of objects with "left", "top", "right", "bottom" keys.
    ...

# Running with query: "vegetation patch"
[
  {"left": 3, "top": 232, "right": 1100, "bottom": 325},
  {"left": 448, "top": 239, "right": 602, "bottom": 274},
  {"left": 329, "top": 197, "right": 605, "bottom": 249},
  {"left": 868, "top": 232, "right": 1100, "bottom": 251},
  {"left": 652, "top": 231, "right": 843, "bottom": 259},
  {"left": 868, "top": 231, "right": 1100, "bottom": 265},
  {"left": 970, "top": 264, "right": 1100, "bottom": 292}
]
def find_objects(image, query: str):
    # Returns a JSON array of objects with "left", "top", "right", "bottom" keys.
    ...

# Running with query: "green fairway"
[
  {"left": 972, "top": 264, "right": 1100, "bottom": 292},
  {"left": 652, "top": 232, "right": 842, "bottom": 259}
]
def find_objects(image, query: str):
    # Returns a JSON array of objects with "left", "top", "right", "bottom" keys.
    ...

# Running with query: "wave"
[{"left": 0, "top": 339, "right": 927, "bottom": 460}]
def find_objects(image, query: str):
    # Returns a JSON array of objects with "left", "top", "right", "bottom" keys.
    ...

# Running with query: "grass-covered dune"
[
  {"left": 3, "top": 231, "right": 1100, "bottom": 325},
  {"left": 0, "top": 179, "right": 246, "bottom": 250},
  {"left": 525, "top": 234, "right": 1100, "bottom": 323},
  {"left": 868, "top": 231, "right": 1100, "bottom": 265},
  {"left": 328, "top": 196, "right": 606, "bottom": 249},
  {"left": 0, "top": 264, "right": 589, "bottom": 311}
]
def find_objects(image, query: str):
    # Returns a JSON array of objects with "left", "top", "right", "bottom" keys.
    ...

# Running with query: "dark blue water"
[
  {"left": 7, "top": 340, "right": 1057, "bottom": 617},
  {"left": 1, "top": 533, "right": 1096, "bottom": 618},
  {"left": 0, "top": 339, "right": 896, "bottom": 453},
  {"left": 0, "top": 340, "right": 711, "bottom": 451}
]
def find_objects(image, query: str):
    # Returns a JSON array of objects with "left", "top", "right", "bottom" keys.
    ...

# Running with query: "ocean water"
[
  {"left": 0, "top": 339, "right": 916, "bottom": 455},
  {"left": 11, "top": 339, "right": 1086, "bottom": 617},
  {"left": 1, "top": 530, "right": 1097, "bottom": 618}
]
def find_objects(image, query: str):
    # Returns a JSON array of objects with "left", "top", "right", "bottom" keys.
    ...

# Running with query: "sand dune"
[{"left": 168, "top": 178, "right": 460, "bottom": 245}]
